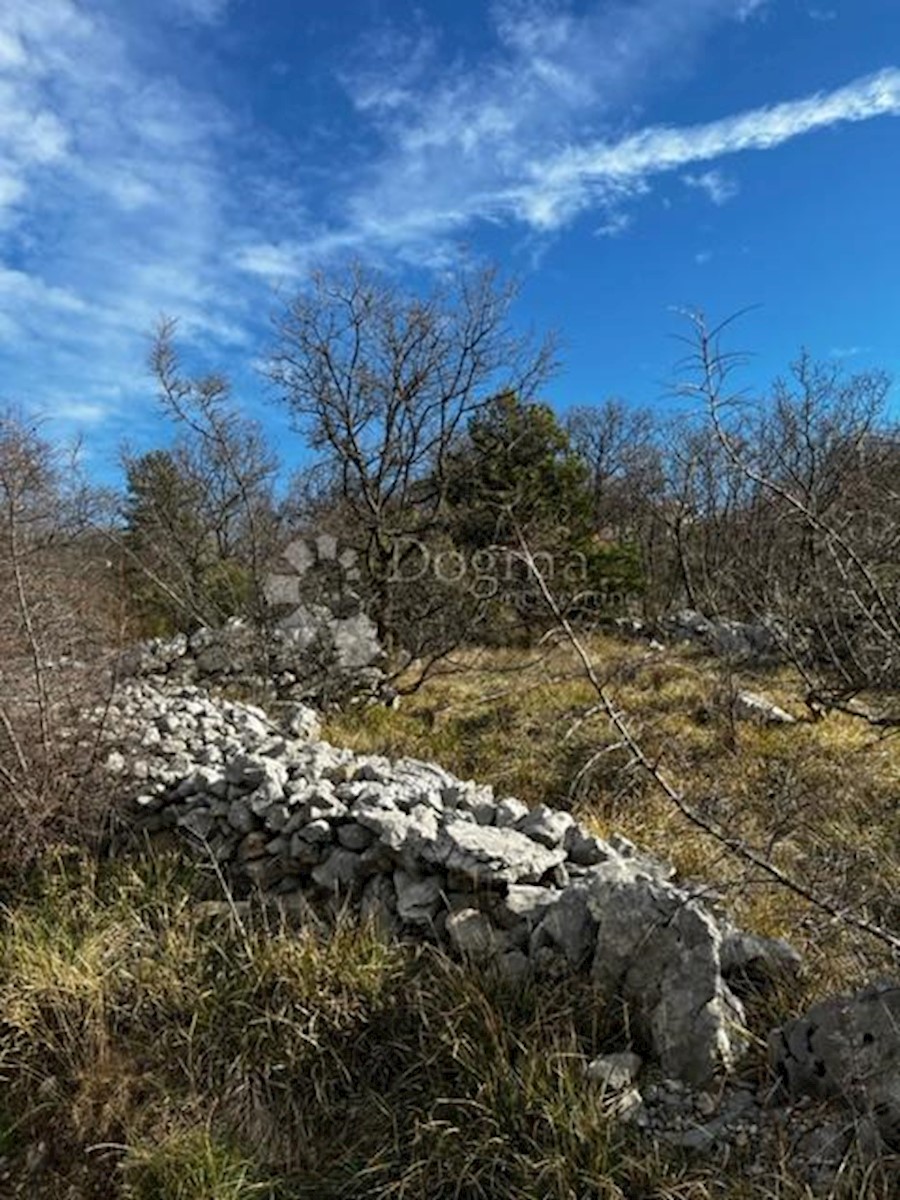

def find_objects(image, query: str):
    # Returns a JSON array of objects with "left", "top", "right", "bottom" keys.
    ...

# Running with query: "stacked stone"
[
  {"left": 103, "top": 679, "right": 900, "bottom": 1173},
  {"left": 106, "top": 680, "right": 799, "bottom": 1088},
  {"left": 117, "top": 616, "right": 385, "bottom": 707}
]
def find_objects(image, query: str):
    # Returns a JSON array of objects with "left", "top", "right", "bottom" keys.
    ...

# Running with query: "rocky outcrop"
[
  {"left": 771, "top": 981, "right": 900, "bottom": 1150},
  {"left": 586, "top": 865, "right": 747, "bottom": 1084},
  {"left": 661, "top": 610, "right": 789, "bottom": 663},
  {"left": 613, "top": 611, "right": 791, "bottom": 665}
]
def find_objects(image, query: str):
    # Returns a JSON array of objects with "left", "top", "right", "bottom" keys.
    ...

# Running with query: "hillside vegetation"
[{"left": 1, "top": 633, "right": 898, "bottom": 1198}]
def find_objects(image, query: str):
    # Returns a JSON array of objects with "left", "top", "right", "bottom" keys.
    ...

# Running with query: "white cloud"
[
  {"left": 328, "top": 0, "right": 770, "bottom": 254},
  {"left": 512, "top": 68, "right": 900, "bottom": 229},
  {"left": 1, "top": 0, "right": 897, "bottom": 450},
  {"left": 695, "top": 249, "right": 714, "bottom": 265},
  {"left": 0, "top": 266, "right": 89, "bottom": 314},
  {"left": 0, "top": 28, "right": 26, "bottom": 68},
  {"left": 232, "top": 243, "right": 304, "bottom": 280},
  {"left": 0, "top": 0, "right": 252, "bottom": 443},
  {"left": 683, "top": 168, "right": 739, "bottom": 204},
  {"left": 594, "top": 212, "right": 633, "bottom": 238},
  {"left": 53, "top": 399, "right": 109, "bottom": 423},
  {"left": 317, "top": 5, "right": 900, "bottom": 258},
  {"left": 736, "top": 0, "right": 770, "bottom": 19}
]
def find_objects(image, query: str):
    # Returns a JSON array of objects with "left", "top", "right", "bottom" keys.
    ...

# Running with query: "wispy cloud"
[
  {"left": 1, "top": 0, "right": 897, "bottom": 453},
  {"left": 594, "top": 212, "right": 633, "bottom": 238},
  {"left": 683, "top": 168, "right": 739, "bottom": 205},
  {"left": 166, "top": 0, "right": 232, "bottom": 25},
  {"left": 736, "top": 0, "right": 770, "bottom": 20},
  {"left": 337, "top": 3, "right": 763, "bottom": 226},
  {"left": 509, "top": 68, "right": 900, "bottom": 229},
  {"left": 237, "top": 0, "right": 810, "bottom": 278},
  {"left": 247, "top": 8, "right": 900, "bottom": 262},
  {"left": 0, "top": 0, "right": 253, "bottom": 443}
]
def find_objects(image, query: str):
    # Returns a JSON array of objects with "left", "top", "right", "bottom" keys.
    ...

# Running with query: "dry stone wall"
[
  {"left": 119, "top": 615, "right": 386, "bottom": 708},
  {"left": 108, "top": 680, "right": 791, "bottom": 1087},
  {"left": 103, "top": 677, "right": 900, "bottom": 1178}
]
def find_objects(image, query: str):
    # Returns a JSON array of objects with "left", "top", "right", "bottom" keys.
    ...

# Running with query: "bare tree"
[
  {"left": 266, "top": 261, "right": 556, "bottom": 657},
  {"left": 115, "top": 319, "right": 282, "bottom": 634},
  {"left": 676, "top": 311, "right": 900, "bottom": 717},
  {"left": 565, "top": 399, "right": 659, "bottom": 537},
  {"left": 515, "top": 523, "right": 900, "bottom": 953}
]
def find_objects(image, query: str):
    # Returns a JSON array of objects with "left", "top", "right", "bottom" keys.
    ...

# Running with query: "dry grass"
[
  {"left": 1, "top": 635, "right": 899, "bottom": 1197},
  {"left": 326, "top": 636, "right": 900, "bottom": 1004},
  {"left": 2, "top": 851, "right": 896, "bottom": 1199}
]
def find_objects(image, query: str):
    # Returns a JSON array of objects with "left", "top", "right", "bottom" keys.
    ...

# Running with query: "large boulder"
[
  {"left": 770, "top": 980, "right": 900, "bottom": 1149},
  {"left": 586, "top": 858, "right": 747, "bottom": 1084}
]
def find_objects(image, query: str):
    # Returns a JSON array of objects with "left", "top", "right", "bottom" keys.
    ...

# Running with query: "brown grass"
[
  {"left": 2, "top": 850, "right": 897, "bottom": 1199},
  {"left": 1, "top": 635, "right": 898, "bottom": 1197},
  {"left": 325, "top": 636, "right": 900, "bottom": 1002}
]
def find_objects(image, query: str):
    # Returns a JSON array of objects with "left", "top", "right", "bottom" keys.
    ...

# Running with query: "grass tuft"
[{"left": 120, "top": 1124, "right": 275, "bottom": 1200}]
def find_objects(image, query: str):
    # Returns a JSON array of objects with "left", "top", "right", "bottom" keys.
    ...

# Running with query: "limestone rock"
[
  {"left": 353, "top": 799, "right": 440, "bottom": 856},
  {"left": 586, "top": 863, "right": 747, "bottom": 1084},
  {"left": 446, "top": 909, "right": 504, "bottom": 961},
  {"left": 497, "top": 884, "right": 560, "bottom": 929},
  {"left": 312, "top": 848, "right": 364, "bottom": 894},
  {"left": 516, "top": 804, "right": 576, "bottom": 849},
  {"left": 733, "top": 690, "right": 796, "bottom": 725},
  {"left": 494, "top": 797, "right": 529, "bottom": 828},
  {"left": 360, "top": 873, "right": 397, "bottom": 938},
  {"left": 770, "top": 980, "right": 900, "bottom": 1149},
  {"left": 394, "top": 870, "right": 443, "bottom": 925},
  {"left": 720, "top": 928, "right": 802, "bottom": 990},
  {"left": 428, "top": 818, "right": 567, "bottom": 885},
  {"left": 530, "top": 881, "right": 596, "bottom": 969},
  {"left": 585, "top": 1051, "right": 643, "bottom": 1091}
]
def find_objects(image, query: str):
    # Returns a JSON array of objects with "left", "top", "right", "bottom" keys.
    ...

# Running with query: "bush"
[{"left": 0, "top": 411, "right": 123, "bottom": 879}]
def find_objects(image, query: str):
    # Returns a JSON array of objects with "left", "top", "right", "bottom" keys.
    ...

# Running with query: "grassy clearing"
[
  {"left": 2, "top": 636, "right": 898, "bottom": 1197},
  {"left": 326, "top": 636, "right": 900, "bottom": 1004}
]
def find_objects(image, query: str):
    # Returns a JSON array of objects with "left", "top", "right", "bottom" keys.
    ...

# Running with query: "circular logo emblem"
[{"left": 265, "top": 534, "right": 362, "bottom": 625}]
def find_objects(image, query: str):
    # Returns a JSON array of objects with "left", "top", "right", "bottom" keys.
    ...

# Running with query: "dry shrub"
[{"left": 0, "top": 410, "right": 125, "bottom": 880}]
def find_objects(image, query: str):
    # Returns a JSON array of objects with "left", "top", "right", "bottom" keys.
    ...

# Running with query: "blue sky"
[{"left": 1, "top": 0, "right": 898, "bottom": 479}]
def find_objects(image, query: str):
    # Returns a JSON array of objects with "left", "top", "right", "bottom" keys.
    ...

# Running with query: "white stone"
[{"left": 585, "top": 1051, "right": 643, "bottom": 1091}]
